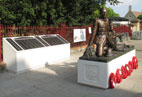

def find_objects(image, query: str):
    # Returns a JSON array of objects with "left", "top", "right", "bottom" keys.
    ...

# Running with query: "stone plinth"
[{"left": 77, "top": 49, "right": 135, "bottom": 89}]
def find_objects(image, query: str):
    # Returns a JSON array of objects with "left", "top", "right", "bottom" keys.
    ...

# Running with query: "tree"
[
  {"left": 92, "top": 0, "right": 120, "bottom": 20},
  {"left": 137, "top": 15, "right": 142, "bottom": 20},
  {"left": 95, "top": 0, "right": 120, "bottom": 5},
  {"left": 54, "top": 0, "right": 66, "bottom": 25},
  {"left": 0, "top": 0, "right": 121, "bottom": 26},
  {"left": 92, "top": 7, "right": 119, "bottom": 20},
  {"left": 0, "top": 0, "right": 16, "bottom": 25},
  {"left": 63, "top": 0, "right": 101, "bottom": 25},
  {"left": 106, "top": 7, "right": 119, "bottom": 17}
]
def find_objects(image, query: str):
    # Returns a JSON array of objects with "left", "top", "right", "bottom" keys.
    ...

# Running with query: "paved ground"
[{"left": 0, "top": 40, "right": 142, "bottom": 97}]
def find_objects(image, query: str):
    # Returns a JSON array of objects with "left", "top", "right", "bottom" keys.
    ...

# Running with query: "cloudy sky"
[{"left": 106, "top": 0, "right": 142, "bottom": 17}]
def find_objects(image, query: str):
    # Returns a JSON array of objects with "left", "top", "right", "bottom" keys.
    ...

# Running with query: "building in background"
[
  {"left": 108, "top": 17, "right": 132, "bottom": 36},
  {"left": 109, "top": 17, "right": 130, "bottom": 26},
  {"left": 124, "top": 5, "right": 142, "bottom": 32}
]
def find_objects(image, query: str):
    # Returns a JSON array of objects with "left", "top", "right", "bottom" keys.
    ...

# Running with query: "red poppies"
[
  {"left": 109, "top": 73, "right": 116, "bottom": 88},
  {"left": 115, "top": 69, "right": 122, "bottom": 83},
  {"left": 132, "top": 56, "right": 138, "bottom": 69},
  {"left": 109, "top": 56, "right": 138, "bottom": 89}
]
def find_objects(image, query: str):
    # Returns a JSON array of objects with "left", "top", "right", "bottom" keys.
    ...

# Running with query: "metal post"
[{"left": 0, "top": 21, "right": 2, "bottom": 62}]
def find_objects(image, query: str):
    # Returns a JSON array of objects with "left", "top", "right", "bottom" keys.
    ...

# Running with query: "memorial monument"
[
  {"left": 78, "top": 7, "right": 138, "bottom": 89},
  {"left": 82, "top": 8, "right": 133, "bottom": 59},
  {"left": 80, "top": 7, "right": 134, "bottom": 62}
]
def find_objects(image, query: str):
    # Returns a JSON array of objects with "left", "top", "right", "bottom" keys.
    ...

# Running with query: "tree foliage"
[
  {"left": 137, "top": 15, "right": 142, "bottom": 20},
  {"left": 106, "top": 7, "right": 119, "bottom": 17},
  {"left": 0, "top": 0, "right": 120, "bottom": 26},
  {"left": 95, "top": 0, "right": 120, "bottom": 5}
]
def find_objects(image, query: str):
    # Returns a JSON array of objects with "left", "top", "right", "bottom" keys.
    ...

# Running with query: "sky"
[{"left": 106, "top": 0, "right": 142, "bottom": 17}]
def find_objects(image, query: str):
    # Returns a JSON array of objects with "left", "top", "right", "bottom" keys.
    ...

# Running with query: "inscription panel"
[{"left": 85, "top": 64, "right": 99, "bottom": 82}]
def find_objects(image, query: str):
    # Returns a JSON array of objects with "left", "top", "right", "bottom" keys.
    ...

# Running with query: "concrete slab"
[{"left": 0, "top": 39, "right": 142, "bottom": 97}]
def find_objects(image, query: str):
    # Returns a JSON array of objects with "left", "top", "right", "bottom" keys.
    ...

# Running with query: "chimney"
[{"left": 129, "top": 5, "right": 132, "bottom": 12}]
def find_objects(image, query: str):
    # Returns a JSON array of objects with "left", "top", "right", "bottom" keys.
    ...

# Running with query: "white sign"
[
  {"left": 73, "top": 29, "right": 86, "bottom": 43},
  {"left": 89, "top": 27, "right": 92, "bottom": 34}
]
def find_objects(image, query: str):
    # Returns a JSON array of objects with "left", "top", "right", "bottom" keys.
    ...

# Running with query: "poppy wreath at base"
[
  {"left": 109, "top": 73, "right": 116, "bottom": 89},
  {"left": 128, "top": 61, "right": 133, "bottom": 73},
  {"left": 115, "top": 69, "right": 122, "bottom": 83},
  {"left": 125, "top": 64, "right": 131, "bottom": 76},
  {"left": 121, "top": 66, "right": 127, "bottom": 79},
  {"left": 132, "top": 56, "right": 138, "bottom": 69}
]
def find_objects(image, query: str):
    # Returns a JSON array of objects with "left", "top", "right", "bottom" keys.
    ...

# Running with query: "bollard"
[
  {"left": 120, "top": 34, "right": 126, "bottom": 42},
  {"left": 125, "top": 32, "right": 129, "bottom": 41},
  {"left": 116, "top": 37, "right": 120, "bottom": 44},
  {"left": 136, "top": 31, "right": 141, "bottom": 40},
  {"left": 140, "top": 31, "right": 142, "bottom": 40}
]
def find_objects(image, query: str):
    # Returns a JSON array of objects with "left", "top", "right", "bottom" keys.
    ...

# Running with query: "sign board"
[
  {"left": 89, "top": 27, "right": 92, "bottom": 34},
  {"left": 73, "top": 29, "right": 86, "bottom": 43}
]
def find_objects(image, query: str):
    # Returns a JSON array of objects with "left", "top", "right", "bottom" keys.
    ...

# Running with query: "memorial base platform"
[{"left": 78, "top": 49, "right": 138, "bottom": 89}]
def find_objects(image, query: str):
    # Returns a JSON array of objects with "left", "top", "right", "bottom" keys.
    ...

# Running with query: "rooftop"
[
  {"left": 109, "top": 17, "right": 130, "bottom": 21},
  {"left": 132, "top": 11, "right": 142, "bottom": 17}
]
